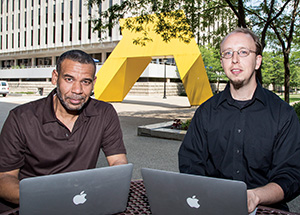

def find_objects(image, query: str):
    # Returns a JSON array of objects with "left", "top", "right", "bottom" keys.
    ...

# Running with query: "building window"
[
  {"left": 69, "top": 23, "right": 72, "bottom": 41},
  {"left": 79, "top": 0, "right": 82, "bottom": 18},
  {"left": 32, "top": 0, "right": 33, "bottom": 7},
  {"left": 31, "top": 10, "right": 33, "bottom": 26},
  {"left": 61, "top": 2, "right": 64, "bottom": 21},
  {"left": 53, "top": 4, "right": 56, "bottom": 22},
  {"left": 38, "top": 8, "right": 40, "bottom": 25},
  {"left": 78, "top": 21, "right": 81, "bottom": 40},
  {"left": 6, "top": 16, "right": 8, "bottom": 31},
  {"left": 45, "top": 27, "right": 48, "bottom": 44},
  {"left": 12, "top": 33, "right": 14, "bottom": 48},
  {"left": 18, "top": 0, "right": 20, "bottom": 10},
  {"left": 46, "top": 6, "right": 48, "bottom": 24},
  {"left": 61, "top": 25, "right": 63, "bottom": 42},
  {"left": 25, "top": 0, "right": 27, "bottom": 8},
  {"left": 53, "top": 26, "right": 55, "bottom": 43},
  {"left": 0, "top": 17, "right": 2, "bottom": 31},
  {"left": 18, "top": 13, "right": 20, "bottom": 29},
  {"left": 12, "top": 14, "right": 14, "bottom": 30},
  {"left": 88, "top": 20, "right": 91, "bottom": 39},
  {"left": 24, "top": 11, "right": 27, "bottom": 28},
  {"left": 70, "top": 0, "right": 72, "bottom": 19},
  {"left": 24, "top": 31, "right": 26, "bottom": 47},
  {"left": 0, "top": 35, "right": 2, "bottom": 49},
  {"left": 98, "top": 2, "right": 102, "bottom": 38},
  {"left": 38, "top": 28, "right": 40, "bottom": 45},
  {"left": 18, "top": 32, "right": 20, "bottom": 47},
  {"left": 6, "top": 34, "right": 8, "bottom": 49},
  {"left": 31, "top": 29, "right": 33, "bottom": 46},
  {"left": 12, "top": 0, "right": 14, "bottom": 11},
  {"left": 6, "top": 0, "right": 8, "bottom": 13}
]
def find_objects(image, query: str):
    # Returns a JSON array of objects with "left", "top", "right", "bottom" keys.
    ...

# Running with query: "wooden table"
[{"left": 1, "top": 180, "right": 299, "bottom": 215}]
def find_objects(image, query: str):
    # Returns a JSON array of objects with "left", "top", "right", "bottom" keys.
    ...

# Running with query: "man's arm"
[
  {"left": 106, "top": 154, "right": 128, "bottom": 166},
  {"left": 247, "top": 182, "right": 284, "bottom": 213},
  {"left": 0, "top": 169, "right": 20, "bottom": 205}
]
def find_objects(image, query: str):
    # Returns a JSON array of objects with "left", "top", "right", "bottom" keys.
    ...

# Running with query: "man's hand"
[
  {"left": 0, "top": 169, "right": 20, "bottom": 204},
  {"left": 106, "top": 154, "right": 128, "bottom": 166},
  {"left": 247, "top": 182, "right": 284, "bottom": 213}
]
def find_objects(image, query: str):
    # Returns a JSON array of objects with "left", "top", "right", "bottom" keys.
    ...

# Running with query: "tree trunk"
[{"left": 283, "top": 52, "right": 290, "bottom": 103}]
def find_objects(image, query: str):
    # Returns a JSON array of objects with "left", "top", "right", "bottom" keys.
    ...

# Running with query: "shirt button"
[
  {"left": 66, "top": 133, "right": 69, "bottom": 137},
  {"left": 237, "top": 129, "right": 242, "bottom": 133},
  {"left": 236, "top": 170, "right": 240, "bottom": 174},
  {"left": 236, "top": 149, "right": 240, "bottom": 154}
]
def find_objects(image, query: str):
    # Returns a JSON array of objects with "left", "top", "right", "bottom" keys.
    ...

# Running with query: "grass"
[
  {"left": 278, "top": 94, "right": 300, "bottom": 104},
  {"left": 15, "top": 92, "right": 35, "bottom": 94}
]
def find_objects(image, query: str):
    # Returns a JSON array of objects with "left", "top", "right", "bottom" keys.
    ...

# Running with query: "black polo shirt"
[
  {"left": 0, "top": 89, "right": 126, "bottom": 179},
  {"left": 179, "top": 83, "right": 300, "bottom": 210}
]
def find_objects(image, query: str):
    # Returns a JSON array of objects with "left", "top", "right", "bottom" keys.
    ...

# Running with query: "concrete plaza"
[{"left": 0, "top": 94, "right": 299, "bottom": 213}]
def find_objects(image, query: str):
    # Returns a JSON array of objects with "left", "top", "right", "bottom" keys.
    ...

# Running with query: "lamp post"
[{"left": 163, "top": 58, "right": 168, "bottom": 99}]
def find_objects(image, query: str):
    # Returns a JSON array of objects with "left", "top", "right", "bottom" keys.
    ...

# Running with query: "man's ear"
[
  {"left": 93, "top": 76, "right": 97, "bottom": 86},
  {"left": 255, "top": 55, "right": 262, "bottom": 70},
  {"left": 51, "top": 69, "right": 58, "bottom": 86}
]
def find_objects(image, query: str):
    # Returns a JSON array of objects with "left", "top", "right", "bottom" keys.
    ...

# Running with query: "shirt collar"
[{"left": 216, "top": 80, "right": 266, "bottom": 108}]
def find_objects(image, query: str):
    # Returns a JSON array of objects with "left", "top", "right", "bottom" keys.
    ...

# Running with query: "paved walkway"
[{"left": 0, "top": 94, "right": 299, "bottom": 213}]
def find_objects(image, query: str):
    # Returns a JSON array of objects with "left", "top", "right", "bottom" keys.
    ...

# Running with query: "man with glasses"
[{"left": 178, "top": 28, "right": 300, "bottom": 213}]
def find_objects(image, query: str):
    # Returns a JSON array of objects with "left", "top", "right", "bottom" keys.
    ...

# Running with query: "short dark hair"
[
  {"left": 56, "top": 50, "right": 96, "bottom": 76},
  {"left": 220, "top": 28, "right": 262, "bottom": 56}
]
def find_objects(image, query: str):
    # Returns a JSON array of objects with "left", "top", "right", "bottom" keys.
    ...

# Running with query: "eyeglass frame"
[{"left": 221, "top": 48, "right": 257, "bottom": 59}]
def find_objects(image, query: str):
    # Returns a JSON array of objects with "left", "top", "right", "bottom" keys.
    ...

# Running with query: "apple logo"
[
  {"left": 186, "top": 195, "right": 200, "bottom": 208},
  {"left": 72, "top": 191, "right": 87, "bottom": 205}
]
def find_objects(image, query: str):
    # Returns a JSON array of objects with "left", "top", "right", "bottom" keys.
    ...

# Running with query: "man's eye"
[
  {"left": 224, "top": 51, "right": 232, "bottom": 57},
  {"left": 65, "top": 78, "right": 73, "bottom": 82},
  {"left": 239, "top": 49, "right": 249, "bottom": 56},
  {"left": 82, "top": 80, "right": 91, "bottom": 85}
]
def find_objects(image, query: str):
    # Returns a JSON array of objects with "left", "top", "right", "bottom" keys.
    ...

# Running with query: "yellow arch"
[{"left": 94, "top": 15, "right": 213, "bottom": 106}]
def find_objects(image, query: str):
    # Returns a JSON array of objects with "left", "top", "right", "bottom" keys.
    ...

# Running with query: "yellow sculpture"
[{"left": 94, "top": 13, "right": 213, "bottom": 106}]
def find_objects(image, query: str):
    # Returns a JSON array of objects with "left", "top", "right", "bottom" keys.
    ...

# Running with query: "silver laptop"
[
  {"left": 141, "top": 168, "right": 248, "bottom": 215},
  {"left": 19, "top": 163, "right": 133, "bottom": 215}
]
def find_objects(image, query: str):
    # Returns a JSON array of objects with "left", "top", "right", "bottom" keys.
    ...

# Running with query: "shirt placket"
[{"left": 233, "top": 108, "right": 245, "bottom": 180}]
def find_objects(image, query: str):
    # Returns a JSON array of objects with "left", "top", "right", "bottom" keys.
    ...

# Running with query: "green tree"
[
  {"left": 199, "top": 44, "right": 226, "bottom": 92},
  {"left": 290, "top": 51, "right": 300, "bottom": 91},
  {"left": 88, "top": 0, "right": 300, "bottom": 102},
  {"left": 261, "top": 51, "right": 284, "bottom": 92}
]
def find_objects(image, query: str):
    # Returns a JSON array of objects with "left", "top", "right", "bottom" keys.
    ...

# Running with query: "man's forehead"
[
  {"left": 60, "top": 59, "right": 95, "bottom": 77},
  {"left": 221, "top": 32, "right": 255, "bottom": 49}
]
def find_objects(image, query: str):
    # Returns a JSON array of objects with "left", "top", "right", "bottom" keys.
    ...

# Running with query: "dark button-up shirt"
[{"left": 178, "top": 83, "right": 300, "bottom": 210}]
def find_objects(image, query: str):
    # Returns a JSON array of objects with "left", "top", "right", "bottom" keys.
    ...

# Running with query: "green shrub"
[{"left": 292, "top": 102, "right": 300, "bottom": 121}]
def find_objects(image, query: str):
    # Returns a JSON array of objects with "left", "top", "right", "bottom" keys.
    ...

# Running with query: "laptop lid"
[
  {"left": 19, "top": 163, "right": 133, "bottom": 215},
  {"left": 141, "top": 168, "right": 248, "bottom": 215}
]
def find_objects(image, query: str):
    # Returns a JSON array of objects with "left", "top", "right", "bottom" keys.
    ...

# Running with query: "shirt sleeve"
[
  {"left": 100, "top": 105, "right": 126, "bottom": 157},
  {"left": 0, "top": 110, "right": 26, "bottom": 172},
  {"left": 178, "top": 107, "right": 208, "bottom": 175},
  {"left": 269, "top": 107, "right": 300, "bottom": 201}
]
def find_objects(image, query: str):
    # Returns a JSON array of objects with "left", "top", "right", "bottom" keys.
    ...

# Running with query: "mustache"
[{"left": 66, "top": 95, "right": 85, "bottom": 100}]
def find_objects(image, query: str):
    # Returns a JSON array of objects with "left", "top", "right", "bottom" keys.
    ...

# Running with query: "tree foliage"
[
  {"left": 199, "top": 44, "right": 226, "bottom": 86},
  {"left": 88, "top": 0, "right": 300, "bottom": 102},
  {"left": 87, "top": 0, "right": 236, "bottom": 46}
]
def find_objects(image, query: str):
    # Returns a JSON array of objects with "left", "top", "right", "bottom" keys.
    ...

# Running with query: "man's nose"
[
  {"left": 72, "top": 81, "right": 83, "bottom": 94},
  {"left": 232, "top": 51, "right": 239, "bottom": 63}
]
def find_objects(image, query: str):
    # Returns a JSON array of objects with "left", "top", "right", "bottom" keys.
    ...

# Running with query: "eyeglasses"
[{"left": 221, "top": 48, "right": 256, "bottom": 59}]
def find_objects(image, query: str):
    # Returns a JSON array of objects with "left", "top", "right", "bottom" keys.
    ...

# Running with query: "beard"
[
  {"left": 230, "top": 79, "right": 244, "bottom": 90},
  {"left": 56, "top": 84, "right": 87, "bottom": 112}
]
